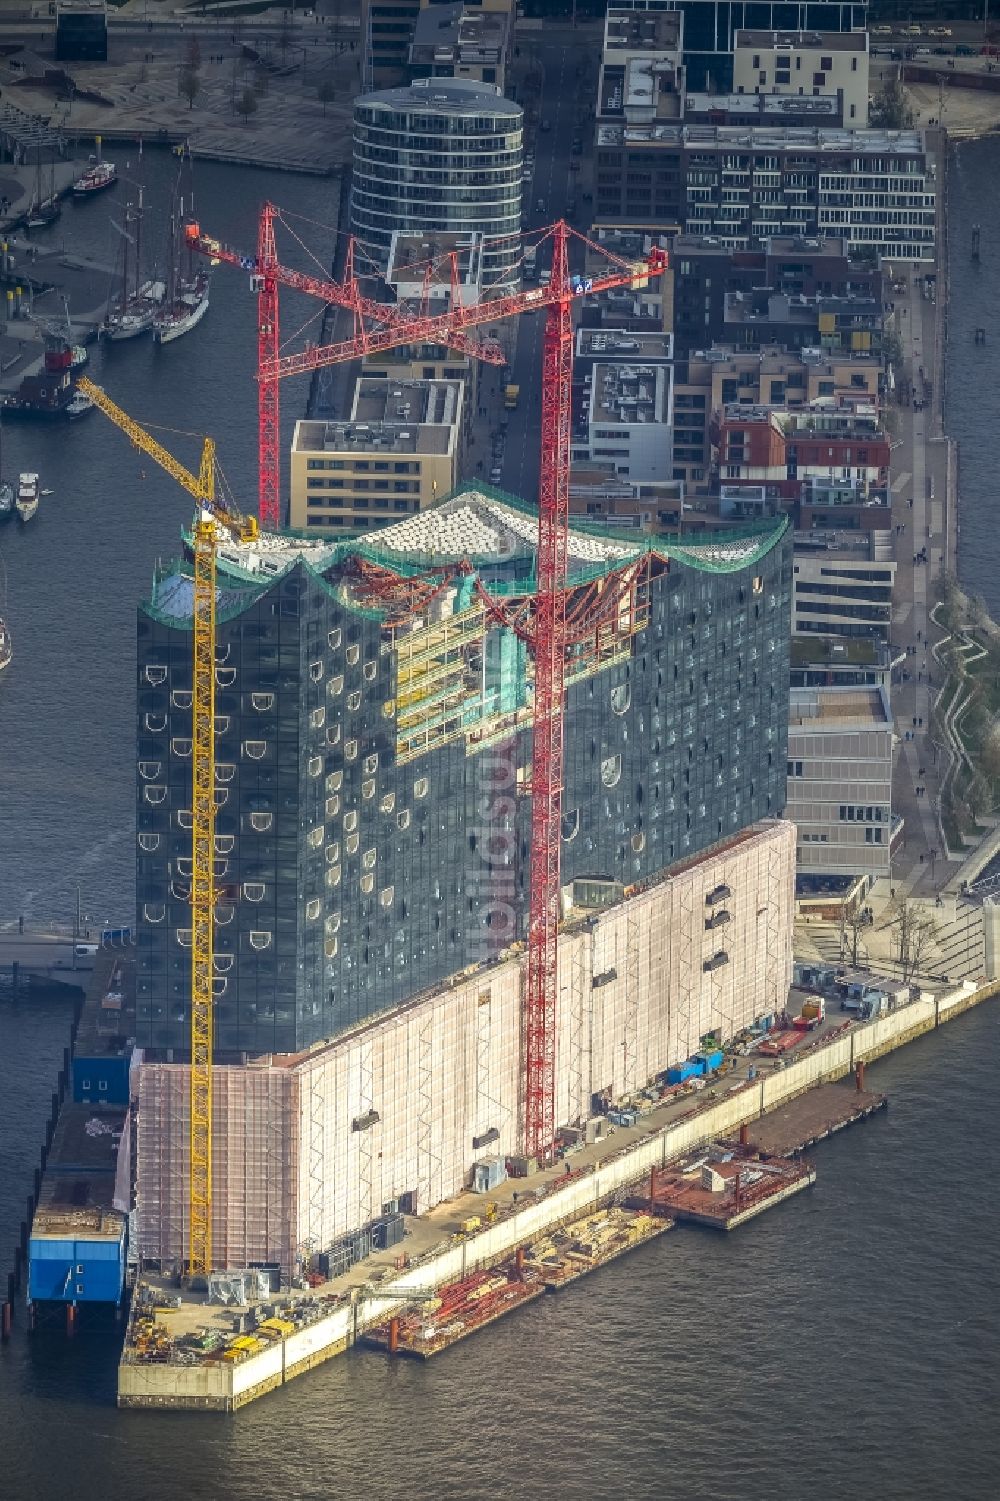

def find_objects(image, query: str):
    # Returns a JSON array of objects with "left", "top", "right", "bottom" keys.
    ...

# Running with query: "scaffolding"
[
  {"left": 134, "top": 824, "right": 797, "bottom": 1273},
  {"left": 566, "top": 930, "right": 588, "bottom": 1126},
  {"left": 622, "top": 905, "right": 641, "bottom": 1096},
  {"left": 356, "top": 1037, "right": 376, "bottom": 1229},
  {"left": 415, "top": 1011, "right": 438, "bottom": 1215}
]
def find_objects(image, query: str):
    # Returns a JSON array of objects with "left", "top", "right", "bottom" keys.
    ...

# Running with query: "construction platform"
[
  {"left": 116, "top": 977, "right": 988, "bottom": 1411},
  {"left": 522, "top": 1206, "right": 673, "bottom": 1289},
  {"left": 739, "top": 1081, "right": 888, "bottom": 1158},
  {"left": 364, "top": 1262, "right": 546, "bottom": 1360},
  {"left": 636, "top": 1150, "right": 816, "bottom": 1231}
]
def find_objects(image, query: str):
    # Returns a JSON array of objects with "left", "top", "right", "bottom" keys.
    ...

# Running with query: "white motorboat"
[{"left": 15, "top": 472, "right": 39, "bottom": 521}]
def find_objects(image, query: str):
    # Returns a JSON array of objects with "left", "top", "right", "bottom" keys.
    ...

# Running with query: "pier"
[
  {"left": 0, "top": 923, "right": 131, "bottom": 990},
  {"left": 117, "top": 973, "right": 994, "bottom": 1412}
]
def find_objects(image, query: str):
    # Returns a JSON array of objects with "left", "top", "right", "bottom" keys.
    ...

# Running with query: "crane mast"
[{"left": 78, "top": 376, "right": 257, "bottom": 1278}]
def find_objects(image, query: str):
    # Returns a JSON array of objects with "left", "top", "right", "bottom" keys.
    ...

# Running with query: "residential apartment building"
[
  {"left": 672, "top": 347, "right": 881, "bottom": 493},
  {"left": 599, "top": 6, "right": 685, "bottom": 125},
  {"left": 792, "top": 532, "right": 896, "bottom": 643},
  {"left": 786, "top": 683, "right": 893, "bottom": 879},
  {"left": 408, "top": 2, "right": 511, "bottom": 93},
  {"left": 351, "top": 79, "right": 523, "bottom": 286},
  {"left": 714, "top": 398, "right": 889, "bottom": 491},
  {"left": 723, "top": 285, "right": 882, "bottom": 355},
  {"left": 579, "top": 361, "right": 675, "bottom": 484},
  {"left": 363, "top": 0, "right": 512, "bottom": 89},
  {"left": 594, "top": 125, "right": 934, "bottom": 263},
  {"left": 606, "top": 0, "right": 868, "bottom": 91},
  {"left": 733, "top": 30, "right": 870, "bottom": 126},
  {"left": 789, "top": 635, "right": 890, "bottom": 690},
  {"left": 669, "top": 231, "right": 883, "bottom": 358},
  {"left": 289, "top": 378, "right": 464, "bottom": 533},
  {"left": 571, "top": 329, "right": 674, "bottom": 485}
]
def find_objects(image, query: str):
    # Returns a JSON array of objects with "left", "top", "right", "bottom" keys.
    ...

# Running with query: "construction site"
[{"left": 15, "top": 206, "right": 804, "bottom": 1405}]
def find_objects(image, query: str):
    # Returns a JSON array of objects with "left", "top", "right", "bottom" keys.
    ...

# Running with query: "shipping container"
[{"left": 665, "top": 1062, "right": 696, "bottom": 1084}]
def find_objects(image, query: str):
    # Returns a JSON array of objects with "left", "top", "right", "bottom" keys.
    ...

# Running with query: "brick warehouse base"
[{"left": 135, "top": 820, "right": 795, "bottom": 1274}]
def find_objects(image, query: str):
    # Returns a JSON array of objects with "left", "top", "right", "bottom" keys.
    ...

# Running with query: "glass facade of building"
[{"left": 135, "top": 502, "right": 791, "bottom": 1057}]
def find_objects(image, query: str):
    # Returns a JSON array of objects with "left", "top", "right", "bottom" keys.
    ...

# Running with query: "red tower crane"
[
  {"left": 185, "top": 204, "right": 504, "bottom": 527},
  {"left": 191, "top": 207, "right": 665, "bottom": 1161}
]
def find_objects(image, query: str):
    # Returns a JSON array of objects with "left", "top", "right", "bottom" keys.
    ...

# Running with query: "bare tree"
[
  {"left": 179, "top": 68, "right": 201, "bottom": 110},
  {"left": 840, "top": 903, "right": 873, "bottom": 968},
  {"left": 980, "top": 723, "right": 1000, "bottom": 783},
  {"left": 185, "top": 36, "right": 202, "bottom": 73},
  {"left": 236, "top": 87, "right": 258, "bottom": 124},
  {"left": 317, "top": 78, "right": 337, "bottom": 114},
  {"left": 967, "top": 772, "right": 992, "bottom": 823},
  {"left": 883, "top": 899, "right": 938, "bottom": 983}
]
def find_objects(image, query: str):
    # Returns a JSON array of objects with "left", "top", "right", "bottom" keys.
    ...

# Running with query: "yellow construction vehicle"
[{"left": 78, "top": 376, "right": 257, "bottom": 1280}]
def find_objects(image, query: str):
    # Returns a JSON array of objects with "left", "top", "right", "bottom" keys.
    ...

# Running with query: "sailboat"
[
  {"left": 0, "top": 614, "right": 11, "bottom": 672},
  {"left": 154, "top": 157, "right": 210, "bottom": 344},
  {"left": 26, "top": 146, "right": 61, "bottom": 229},
  {"left": 103, "top": 185, "right": 165, "bottom": 341}
]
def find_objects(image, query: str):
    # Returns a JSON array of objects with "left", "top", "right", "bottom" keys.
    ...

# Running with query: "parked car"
[{"left": 541, "top": 118, "right": 552, "bottom": 132}]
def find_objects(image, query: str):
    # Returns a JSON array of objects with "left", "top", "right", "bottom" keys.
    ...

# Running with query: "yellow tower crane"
[{"left": 78, "top": 376, "right": 258, "bottom": 1280}]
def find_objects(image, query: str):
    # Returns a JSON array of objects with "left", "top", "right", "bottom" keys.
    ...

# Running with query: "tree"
[
  {"left": 840, "top": 903, "right": 873, "bottom": 968},
  {"left": 980, "top": 722, "right": 1000, "bottom": 783},
  {"left": 184, "top": 36, "right": 202, "bottom": 73},
  {"left": 872, "top": 78, "right": 914, "bottom": 130},
  {"left": 237, "top": 87, "right": 258, "bottom": 123},
  {"left": 883, "top": 899, "right": 938, "bottom": 983},
  {"left": 317, "top": 78, "right": 337, "bottom": 115},
  {"left": 967, "top": 772, "right": 992, "bottom": 823},
  {"left": 179, "top": 68, "right": 200, "bottom": 110}
]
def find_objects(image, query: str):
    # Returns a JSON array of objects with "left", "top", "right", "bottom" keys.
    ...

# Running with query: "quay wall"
[{"left": 118, "top": 976, "right": 990, "bottom": 1412}]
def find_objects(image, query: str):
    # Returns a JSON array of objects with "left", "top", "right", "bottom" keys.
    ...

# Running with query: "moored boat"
[
  {"left": 154, "top": 273, "right": 209, "bottom": 344},
  {"left": 15, "top": 472, "right": 39, "bottom": 521},
  {"left": 66, "top": 390, "right": 95, "bottom": 419},
  {"left": 73, "top": 160, "right": 117, "bottom": 197},
  {"left": 0, "top": 481, "right": 12, "bottom": 520}
]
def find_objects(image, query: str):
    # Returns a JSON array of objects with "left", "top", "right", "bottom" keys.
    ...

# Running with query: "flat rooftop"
[
  {"left": 735, "top": 29, "right": 869, "bottom": 52},
  {"left": 32, "top": 1103, "right": 128, "bottom": 1242},
  {"left": 789, "top": 686, "right": 890, "bottom": 727},
  {"left": 590, "top": 361, "right": 670, "bottom": 426},
  {"left": 360, "top": 79, "right": 518, "bottom": 118},
  {"left": 386, "top": 230, "right": 483, "bottom": 296},
  {"left": 409, "top": 3, "right": 507, "bottom": 65},
  {"left": 605, "top": 8, "right": 682, "bottom": 54},
  {"left": 790, "top": 636, "right": 884, "bottom": 667},
  {"left": 725, "top": 289, "right": 881, "bottom": 326},
  {"left": 577, "top": 329, "right": 672, "bottom": 361},
  {"left": 293, "top": 380, "right": 461, "bottom": 458},
  {"left": 597, "top": 123, "right": 926, "bottom": 152},
  {"left": 685, "top": 93, "right": 842, "bottom": 123},
  {"left": 696, "top": 346, "right": 879, "bottom": 376},
  {"left": 74, "top": 948, "right": 136, "bottom": 1059}
]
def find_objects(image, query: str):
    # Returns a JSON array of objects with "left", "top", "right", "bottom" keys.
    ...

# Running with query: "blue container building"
[{"left": 28, "top": 1103, "right": 129, "bottom": 1308}]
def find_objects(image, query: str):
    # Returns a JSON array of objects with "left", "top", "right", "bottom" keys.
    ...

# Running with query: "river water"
[{"left": 0, "top": 149, "right": 998, "bottom": 1500}]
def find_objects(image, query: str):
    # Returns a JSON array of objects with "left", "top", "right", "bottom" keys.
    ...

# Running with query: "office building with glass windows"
[
  {"left": 134, "top": 492, "right": 791, "bottom": 1059},
  {"left": 351, "top": 79, "right": 523, "bottom": 288}
]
